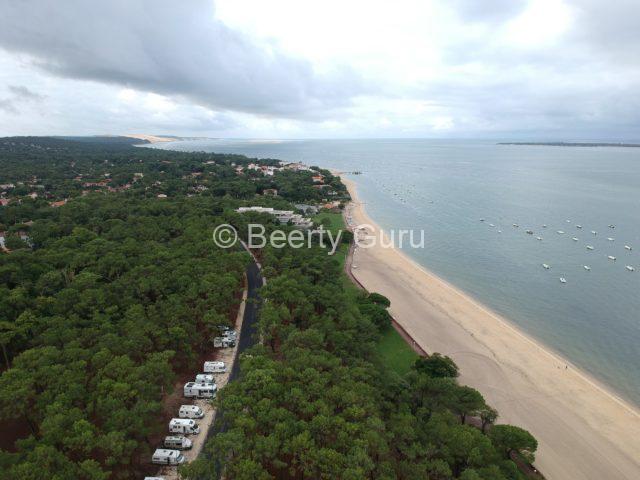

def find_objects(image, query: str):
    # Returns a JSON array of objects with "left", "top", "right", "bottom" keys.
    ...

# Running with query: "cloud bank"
[{"left": 0, "top": 0, "right": 639, "bottom": 139}]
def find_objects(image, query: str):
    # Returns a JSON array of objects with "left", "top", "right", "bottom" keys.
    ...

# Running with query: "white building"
[{"left": 236, "top": 206, "right": 313, "bottom": 229}]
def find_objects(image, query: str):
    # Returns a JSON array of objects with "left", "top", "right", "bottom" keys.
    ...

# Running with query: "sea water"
[{"left": 152, "top": 138, "right": 640, "bottom": 405}]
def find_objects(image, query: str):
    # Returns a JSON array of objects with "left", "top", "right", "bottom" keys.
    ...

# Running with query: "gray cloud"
[
  {"left": 8, "top": 85, "right": 46, "bottom": 101},
  {"left": 0, "top": 0, "right": 365, "bottom": 119},
  {"left": 0, "top": 84, "right": 45, "bottom": 113}
]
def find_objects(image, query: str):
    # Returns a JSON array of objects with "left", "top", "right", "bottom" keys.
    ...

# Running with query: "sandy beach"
[{"left": 342, "top": 176, "right": 640, "bottom": 480}]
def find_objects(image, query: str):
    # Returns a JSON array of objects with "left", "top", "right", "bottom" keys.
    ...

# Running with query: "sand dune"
[
  {"left": 342, "top": 176, "right": 640, "bottom": 480},
  {"left": 124, "top": 134, "right": 176, "bottom": 143}
]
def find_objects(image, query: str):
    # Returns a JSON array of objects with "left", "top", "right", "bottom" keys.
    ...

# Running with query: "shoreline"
[{"left": 340, "top": 174, "right": 640, "bottom": 480}]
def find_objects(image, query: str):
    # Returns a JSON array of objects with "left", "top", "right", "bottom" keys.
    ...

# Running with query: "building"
[
  {"left": 263, "top": 189, "right": 278, "bottom": 196},
  {"left": 295, "top": 204, "right": 319, "bottom": 215},
  {"left": 236, "top": 206, "right": 313, "bottom": 229},
  {"left": 283, "top": 162, "right": 311, "bottom": 172},
  {"left": 49, "top": 199, "right": 67, "bottom": 207}
]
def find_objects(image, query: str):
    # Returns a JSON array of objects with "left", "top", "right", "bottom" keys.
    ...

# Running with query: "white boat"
[
  {"left": 591, "top": 230, "right": 597, "bottom": 235},
  {"left": 513, "top": 223, "right": 519, "bottom": 227},
  {"left": 526, "top": 229, "right": 534, "bottom": 235},
  {"left": 559, "top": 277, "right": 567, "bottom": 283},
  {"left": 584, "top": 265, "right": 591, "bottom": 271},
  {"left": 586, "top": 245, "right": 594, "bottom": 250},
  {"left": 626, "top": 265, "right": 635, "bottom": 272},
  {"left": 608, "top": 255, "right": 616, "bottom": 261},
  {"left": 609, "top": 224, "right": 615, "bottom": 228},
  {"left": 489, "top": 223, "right": 495, "bottom": 227},
  {"left": 497, "top": 230, "right": 502, "bottom": 233},
  {"left": 572, "top": 237, "right": 578, "bottom": 241},
  {"left": 625, "top": 245, "right": 632, "bottom": 251},
  {"left": 536, "top": 236, "right": 542, "bottom": 240},
  {"left": 566, "top": 220, "right": 571, "bottom": 223},
  {"left": 576, "top": 225, "right": 582, "bottom": 229},
  {"left": 557, "top": 230, "right": 565, "bottom": 234},
  {"left": 607, "top": 237, "right": 614, "bottom": 241},
  {"left": 542, "top": 263, "right": 550, "bottom": 269},
  {"left": 542, "top": 224, "right": 547, "bottom": 228}
]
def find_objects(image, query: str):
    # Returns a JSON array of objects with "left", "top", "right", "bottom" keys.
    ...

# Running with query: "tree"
[
  {"left": 489, "top": 424, "right": 538, "bottom": 463},
  {"left": 0, "top": 321, "right": 18, "bottom": 368},
  {"left": 367, "top": 292, "right": 390, "bottom": 307},
  {"left": 414, "top": 353, "right": 459, "bottom": 378},
  {"left": 451, "top": 385, "right": 486, "bottom": 424},
  {"left": 479, "top": 406, "right": 498, "bottom": 434}
]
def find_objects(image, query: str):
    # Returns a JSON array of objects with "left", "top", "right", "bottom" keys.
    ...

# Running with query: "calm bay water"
[{"left": 152, "top": 139, "right": 640, "bottom": 405}]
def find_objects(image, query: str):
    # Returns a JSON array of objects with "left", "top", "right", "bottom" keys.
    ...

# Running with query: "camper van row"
[{"left": 148, "top": 359, "right": 228, "bottom": 473}]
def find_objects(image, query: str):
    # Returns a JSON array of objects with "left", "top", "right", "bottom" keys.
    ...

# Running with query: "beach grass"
[{"left": 376, "top": 327, "right": 419, "bottom": 376}]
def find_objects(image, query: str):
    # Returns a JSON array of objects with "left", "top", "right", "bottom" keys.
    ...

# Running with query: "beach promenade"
[{"left": 342, "top": 176, "right": 640, "bottom": 480}]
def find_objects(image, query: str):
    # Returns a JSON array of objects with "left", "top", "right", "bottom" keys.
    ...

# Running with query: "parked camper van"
[
  {"left": 194, "top": 374, "right": 215, "bottom": 385},
  {"left": 203, "top": 361, "right": 226, "bottom": 374},
  {"left": 151, "top": 448, "right": 185, "bottom": 465},
  {"left": 223, "top": 329, "right": 237, "bottom": 341},
  {"left": 164, "top": 435, "right": 192, "bottom": 450},
  {"left": 213, "top": 336, "right": 235, "bottom": 348},
  {"left": 168, "top": 418, "right": 200, "bottom": 435},
  {"left": 179, "top": 404, "right": 204, "bottom": 419},
  {"left": 183, "top": 382, "right": 217, "bottom": 399},
  {"left": 144, "top": 477, "right": 165, "bottom": 480}
]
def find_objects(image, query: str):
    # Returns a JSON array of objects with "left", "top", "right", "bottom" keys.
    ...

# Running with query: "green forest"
[{"left": 0, "top": 137, "right": 536, "bottom": 480}]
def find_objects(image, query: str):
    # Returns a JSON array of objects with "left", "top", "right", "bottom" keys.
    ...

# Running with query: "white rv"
[
  {"left": 179, "top": 404, "right": 204, "bottom": 419},
  {"left": 194, "top": 374, "right": 215, "bottom": 385},
  {"left": 203, "top": 361, "right": 226, "bottom": 374},
  {"left": 164, "top": 435, "right": 193, "bottom": 450},
  {"left": 183, "top": 382, "right": 217, "bottom": 399},
  {"left": 213, "top": 336, "right": 235, "bottom": 348},
  {"left": 151, "top": 448, "right": 185, "bottom": 465},
  {"left": 223, "top": 329, "right": 237, "bottom": 341},
  {"left": 168, "top": 418, "right": 200, "bottom": 435}
]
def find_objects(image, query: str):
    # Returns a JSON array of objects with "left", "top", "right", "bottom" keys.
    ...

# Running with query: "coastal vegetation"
[
  {"left": 0, "top": 137, "right": 537, "bottom": 479},
  {"left": 183, "top": 205, "right": 538, "bottom": 480}
]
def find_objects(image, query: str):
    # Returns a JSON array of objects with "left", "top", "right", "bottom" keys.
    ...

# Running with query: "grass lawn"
[{"left": 376, "top": 327, "right": 419, "bottom": 376}]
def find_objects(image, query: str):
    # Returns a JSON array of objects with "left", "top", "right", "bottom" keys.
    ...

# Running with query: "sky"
[{"left": 0, "top": 0, "right": 638, "bottom": 140}]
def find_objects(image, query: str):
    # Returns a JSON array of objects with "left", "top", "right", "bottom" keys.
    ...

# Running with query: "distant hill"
[{"left": 499, "top": 141, "right": 640, "bottom": 147}]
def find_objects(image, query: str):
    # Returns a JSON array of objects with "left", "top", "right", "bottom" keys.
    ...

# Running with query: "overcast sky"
[{"left": 0, "top": 0, "right": 638, "bottom": 139}]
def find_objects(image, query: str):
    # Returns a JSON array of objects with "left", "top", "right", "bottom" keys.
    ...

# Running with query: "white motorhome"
[
  {"left": 213, "top": 336, "right": 235, "bottom": 348},
  {"left": 151, "top": 448, "right": 185, "bottom": 465},
  {"left": 183, "top": 382, "right": 217, "bottom": 399},
  {"left": 179, "top": 404, "right": 204, "bottom": 419},
  {"left": 194, "top": 374, "right": 215, "bottom": 385},
  {"left": 203, "top": 361, "right": 226, "bottom": 374},
  {"left": 168, "top": 418, "right": 200, "bottom": 435},
  {"left": 223, "top": 329, "right": 237, "bottom": 340},
  {"left": 164, "top": 435, "right": 193, "bottom": 450},
  {"left": 144, "top": 477, "right": 165, "bottom": 480}
]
